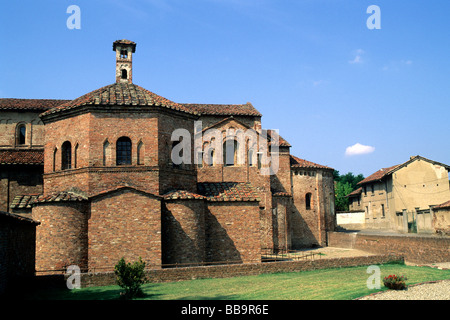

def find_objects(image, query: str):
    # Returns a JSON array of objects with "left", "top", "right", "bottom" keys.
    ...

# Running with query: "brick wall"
[
  {"left": 33, "top": 201, "right": 89, "bottom": 272},
  {"left": 162, "top": 199, "right": 206, "bottom": 265},
  {"left": 290, "top": 170, "right": 335, "bottom": 248},
  {"left": 74, "top": 254, "right": 404, "bottom": 288},
  {"left": 0, "top": 165, "right": 43, "bottom": 213},
  {"left": 205, "top": 201, "right": 261, "bottom": 264},
  {"left": 89, "top": 188, "right": 162, "bottom": 271},
  {"left": 328, "top": 231, "right": 450, "bottom": 264}
]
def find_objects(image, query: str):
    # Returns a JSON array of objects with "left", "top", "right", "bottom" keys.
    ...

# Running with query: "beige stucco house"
[{"left": 355, "top": 155, "right": 450, "bottom": 234}]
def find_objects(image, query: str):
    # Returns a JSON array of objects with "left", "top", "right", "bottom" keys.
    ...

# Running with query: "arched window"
[
  {"left": 16, "top": 124, "right": 26, "bottom": 145},
  {"left": 305, "top": 193, "right": 312, "bottom": 210},
  {"left": 223, "top": 140, "right": 238, "bottom": 166},
  {"left": 61, "top": 141, "right": 72, "bottom": 170},
  {"left": 121, "top": 69, "right": 128, "bottom": 80},
  {"left": 116, "top": 137, "right": 132, "bottom": 165}
]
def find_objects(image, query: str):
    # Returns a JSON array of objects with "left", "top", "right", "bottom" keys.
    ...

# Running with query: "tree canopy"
[{"left": 333, "top": 170, "right": 364, "bottom": 211}]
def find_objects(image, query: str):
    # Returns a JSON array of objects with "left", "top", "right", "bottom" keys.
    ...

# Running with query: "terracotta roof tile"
[
  {"left": 0, "top": 149, "right": 44, "bottom": 165},
  {"left": 345, "top": 187, "right": 362, "bottom": 198},
  {"left": 357, "top": 164, "right": 400, "bottom": 185},
  {"left": 290, "top": 155, "right": 333, "bottom": 170},
  {"left": 40, "top": 83, "right": 199, "bottom": 117},
  {"left": 182, "top": 102, "right": 262, "bottom": 117},
  {"left": 34, "top": 191, "right": 88, "bottom": 204},
  {"left": 113, "top": 39, "right": 136, "bottom": 52},
  {"left": 10, "top": 194, "right": 40, "bottom": 209},
  {"left": 197, "top": 182, "right": 261, "bottom": 202},
  {"left": 0, "top": 98, "right": 69, "bottom": 111},
  {"left": 163, "top": 190, "right": 206, "bottom": 200},
  {"left": 434, "top": 200, "right": 450, "bottom": 209}
]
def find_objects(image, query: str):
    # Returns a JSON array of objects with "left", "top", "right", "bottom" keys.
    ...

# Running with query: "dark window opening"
[
  {"left": 116, "top": 137, "right": 132, "bottom": 165},
  {"left": 120, "top": 50, "right": 128, "bottom": 59},
  {"left": 121, "top": 69, "right": 128, "bottom": 80},
  {"left": 61, "top": 141, "right": 72, "bottom": 170},
  {"left": 17, "top": 125, "right": 26, "bottom": 145},
  {"left": 305, "top": 193, "right": 312, "bottom": 210}
]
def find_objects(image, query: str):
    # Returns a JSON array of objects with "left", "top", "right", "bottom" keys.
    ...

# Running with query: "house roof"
[
  {"left": 290, "top": 155, "right": 333, "bottom": 170},
  {"left": 182, "top": 102, "right": 262, "bottom": 117},
  {"left": 434, "top": 200, "right": 450, "bottom": 209},
  {"left": 113, "top": 39, "right": 136, "bottom": 52},
  {"left": 345, "top": 187, "right": 363, "bottom": 198},
  {"left": 40, "top": 83, "right": 199, "bottom": 117},
  {"left": 197, "top": 182, "right": 261, "bottom": 202},
  {"left": 0, "top": 210, "right": 39, "bottom": 225},
  {"left": 0, "top": 149, "right": 44, "bottom": 165},
  {"left": 163, "top": 190, "right": 206, "bottom": 200},
  {"left": 357, "top": 165, "right": 400, "bottom": 185},
  {"left": 10, "top": 194, "right": 40, "bottom": 210},
  {"left": 0, "top": 98, "right": 69, "bottom": 111},
  {"left": 33, "top": 191, "right": 88, "bottom": 204},
  {"left": 358, "top": 155, "right": 450, "bottom": 185}
]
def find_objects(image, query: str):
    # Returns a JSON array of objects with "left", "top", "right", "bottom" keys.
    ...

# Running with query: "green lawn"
[{"left": 24, "top": 263, "right": 450, "bottom": 300}]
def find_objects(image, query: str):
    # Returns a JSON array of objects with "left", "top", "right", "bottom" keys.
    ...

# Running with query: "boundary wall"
[{"left": 328, "top": 231, "right": 450, "bottom": 264}]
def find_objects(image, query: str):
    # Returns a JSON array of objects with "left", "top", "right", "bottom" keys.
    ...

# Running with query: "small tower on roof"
[{"left": 113, "top": 39, "right": 136, "bottom": 84}]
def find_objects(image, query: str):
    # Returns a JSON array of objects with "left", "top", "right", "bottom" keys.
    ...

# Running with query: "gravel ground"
[{"left": 358, "top": 279, "right": 450, "bottom": 300}]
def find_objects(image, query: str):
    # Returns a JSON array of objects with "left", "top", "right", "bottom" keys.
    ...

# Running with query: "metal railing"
[{"left": 261, "top": 248, "right": 322, "bottom": 262}]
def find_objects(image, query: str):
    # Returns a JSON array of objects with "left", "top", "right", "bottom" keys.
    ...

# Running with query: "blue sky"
[{"left": 1, "top": 0, "right": 449, "bottom": 177}]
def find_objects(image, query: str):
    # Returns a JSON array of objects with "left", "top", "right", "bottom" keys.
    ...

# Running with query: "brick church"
[{"left": 0, "top": 40, "right": 335, "bottom": 273}]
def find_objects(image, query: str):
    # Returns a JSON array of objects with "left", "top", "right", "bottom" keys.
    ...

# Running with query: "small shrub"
[
  {"left": 114, "top": 257, "right": 149, "bottom": 299},
  {"left": 383, "top": 274, "right": 408, "bottom": 290}
]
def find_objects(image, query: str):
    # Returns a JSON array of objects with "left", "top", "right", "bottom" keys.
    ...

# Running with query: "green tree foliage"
[
  {"left": 114, "top": 257, "right": 149, "bottom": 299},
  {"left": 334, "top": 170, "right": 365, "bottom": 211}
]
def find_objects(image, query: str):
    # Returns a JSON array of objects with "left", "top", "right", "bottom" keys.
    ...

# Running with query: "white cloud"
[
  {"left": 349, "top": 49, "right": 364, "bottom": 64},
  {"left": 345, "top": 143, "right": 375, "bottom": 156}
]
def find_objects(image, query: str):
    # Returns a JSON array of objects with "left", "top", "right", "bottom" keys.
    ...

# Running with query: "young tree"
[{"left": 114, "top": 257, "right": 149, "bottom": 299}]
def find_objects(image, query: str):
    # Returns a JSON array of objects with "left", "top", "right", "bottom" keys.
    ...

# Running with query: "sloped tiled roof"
[
  {"left": 0, "top": 210, "right": 39, "bottom": 225},
  {"left": 357, "top": 155, "right": 450, "bottom": 186},
  {"left": 290, "top": 155, "right": 333, "bottom": 170},
  {"left": 197, "top": 182, "right": 261, "bottom": 202},
  {"left": 0, "top": 98, "right": 69, "bottom": 111},
  {"left": 433, "top": 200, "right": 450, "bottom": 209},
  {"left": 182, "top": 102, "right": 262, "bottom": 117},
  {"left": 357, "top": 165, "right": 399, "bottom": 185},
  {"left": 345, "top": 187, "right": 362, "bottom": 198},
  {"left": 0, "top": 149, "right": 44, "bottom": 165},
  {"left": 33, "top": 191, "right": 88, "bottom": 204},
  {"left": 113, "top": 39, "right": 136, "bottom": 52},
  {"left": 10, "top": 194, "right": 40, "bottom": 209},
  {"left": 40, "top": 83, "right": 199, "bottom": 117},
  {"left": 163, "top": 190, "right": 206, "bottom": 200}
]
